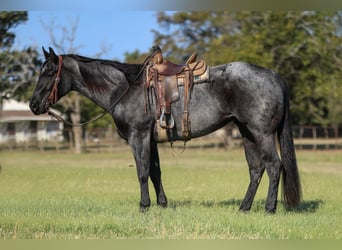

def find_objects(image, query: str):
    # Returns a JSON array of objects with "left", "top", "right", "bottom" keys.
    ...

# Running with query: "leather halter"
[{"left": 47, "top": 55, "right": 63, "bottom": 107}]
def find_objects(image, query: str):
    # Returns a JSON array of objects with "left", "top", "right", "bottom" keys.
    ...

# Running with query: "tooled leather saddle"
[{"left": 144, "top": 46, "right": 209, "bottom": 142}]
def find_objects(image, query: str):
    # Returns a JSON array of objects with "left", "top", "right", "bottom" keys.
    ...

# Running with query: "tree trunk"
[{"left": 70, "top": 93, "right": 82, "bottom": 154}]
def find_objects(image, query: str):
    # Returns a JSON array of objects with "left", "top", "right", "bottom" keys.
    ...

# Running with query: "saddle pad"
[{"left": 177, "top": 66, "right": 210, "bottom": 85}]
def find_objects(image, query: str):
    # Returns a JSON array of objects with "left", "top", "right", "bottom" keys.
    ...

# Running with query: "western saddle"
[{"left": 144, "top": 46, "right": 209, "bottom": 142}]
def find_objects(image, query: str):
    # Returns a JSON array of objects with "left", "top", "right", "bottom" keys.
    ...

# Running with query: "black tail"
[{"left": 278, "top": 88, "right": 302, "bottom": 209}]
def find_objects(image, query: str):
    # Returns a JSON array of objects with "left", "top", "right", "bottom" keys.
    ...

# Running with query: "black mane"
[{"left": 66, "top": 54, "right": 144, "bottom": 84}]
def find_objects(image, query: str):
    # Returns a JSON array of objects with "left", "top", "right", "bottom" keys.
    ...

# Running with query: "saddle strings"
[{"left": 133, "top": 49, "right": 159, "bottom": 83}]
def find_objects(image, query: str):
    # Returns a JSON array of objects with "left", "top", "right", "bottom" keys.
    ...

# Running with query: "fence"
[
  {"left": 1, "top": 125, "right": 341, "bottom": 152},
  {"left": 292, "top": 126, "right": 341, "bottom": 150}
]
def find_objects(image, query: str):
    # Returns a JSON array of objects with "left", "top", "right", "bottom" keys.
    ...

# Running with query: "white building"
[{"left": 0, "top": 99, "right": 64, "bottom": 144}]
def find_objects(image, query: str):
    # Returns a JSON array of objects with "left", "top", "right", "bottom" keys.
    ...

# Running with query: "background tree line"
[
  {"left": 1, "top": 11, "right": 342, "bottom": 147},
  {"left": 148, "top": 11, "right": 342, "bottom": 129}
]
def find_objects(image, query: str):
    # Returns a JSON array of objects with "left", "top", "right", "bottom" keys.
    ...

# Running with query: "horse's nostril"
[{"left": 30, "top": 101, "right": 37, "bottom": 113}]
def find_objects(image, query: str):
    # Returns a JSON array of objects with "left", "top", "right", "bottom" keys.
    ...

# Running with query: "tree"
[
  {"left": 0, "top": 12, "right": 41, "bottom": 101},
  {"left": 153, "top": 11, "right": 342, "bottom": 127},
  {"left": 0, "top": 12, "right": 27, "bottom": 49},
  {"left": 232, "top": 11, "right": 342, "bottom": 126}
]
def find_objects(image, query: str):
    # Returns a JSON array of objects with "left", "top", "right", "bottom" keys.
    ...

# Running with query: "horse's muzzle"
[{"left": 29, "top": 99, "right": 46, "bottom": 115}]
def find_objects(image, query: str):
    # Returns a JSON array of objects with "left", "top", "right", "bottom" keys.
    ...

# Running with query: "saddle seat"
[{"left": 150, "top": 49, "right": 207, "bottom": 79}]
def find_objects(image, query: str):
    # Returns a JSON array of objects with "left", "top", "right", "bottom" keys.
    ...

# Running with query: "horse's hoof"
[
  {"left": 157, "top": 196, "right": 168, "bottom": 208},
  {"left": 265, "top": 208, "right": 276, "bottom": 214},
  {"left": 158, "top": 202, "right": 168, "bottom": 208},
  {"left": 139, "top": 206, "right": 150, "bottom": 213},
  {"left": 139, "top": 202, "right": 150, "bottom": 213},
  {"left": 239, "top": 204, "right": 251, "bottom": 213},
  {"left": 238, "top": 207, "right": 250, "bottom": 213}
]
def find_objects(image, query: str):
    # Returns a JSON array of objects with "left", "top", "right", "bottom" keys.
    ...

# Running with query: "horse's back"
[
  {"left": 215, "top": 61, "right": 283, "bottom": 85},
  {"left": 213, "top": 61, "right": 286, "bottom": 102}
]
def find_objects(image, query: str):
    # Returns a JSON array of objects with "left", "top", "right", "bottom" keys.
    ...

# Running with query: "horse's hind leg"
[
  {"left": 149, "top": 141, "right": 168, "bottom": 207},
  {"left": 240, "top": 135, "right": 281, "bottom": 213},
  {"left": 239, "top": 138, "right": 265, "bottom": 212},
  {"left": 240, "top": 134, "right": 281, "bottom": 213},
  {"left": 261, "top": 135, "right": 282, "bottom": 213}
]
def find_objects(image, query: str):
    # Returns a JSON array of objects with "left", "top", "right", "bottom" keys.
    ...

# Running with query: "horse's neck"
[{"left": 72, "top": 62, "right": 117, "bottom": 110}]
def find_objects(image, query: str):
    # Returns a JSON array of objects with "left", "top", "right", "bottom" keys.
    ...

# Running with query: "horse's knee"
[{"left": 139, "top": 174, "right": 149, "bottom": 184}]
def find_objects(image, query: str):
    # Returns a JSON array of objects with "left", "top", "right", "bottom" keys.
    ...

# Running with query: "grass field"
[{"left": 0, "top": 146, "right": 341, "bottom": 239}]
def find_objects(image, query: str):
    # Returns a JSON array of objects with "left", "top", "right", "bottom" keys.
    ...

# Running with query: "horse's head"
[{"left": 30, "top": 47, "right": 71, "bottom": 115}]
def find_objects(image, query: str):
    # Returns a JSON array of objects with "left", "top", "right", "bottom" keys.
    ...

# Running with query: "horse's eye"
[{"left": 42, "top": 64, "right": 56, "bottom": 76}]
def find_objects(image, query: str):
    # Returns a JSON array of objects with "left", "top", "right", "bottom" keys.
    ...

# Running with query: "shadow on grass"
[
  {"left": 286, "top": 199, "right": 323, "bottom": 213},
  {"left": 167, "top": 199, "right": 244, "bottom": 210},
  {"left": 168, "top": 198, "right": 323, "bottom": 213}
]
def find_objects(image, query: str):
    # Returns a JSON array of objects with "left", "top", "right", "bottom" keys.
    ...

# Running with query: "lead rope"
[{"left": 47, "top": 85, "right": 129, "bottom": 126}]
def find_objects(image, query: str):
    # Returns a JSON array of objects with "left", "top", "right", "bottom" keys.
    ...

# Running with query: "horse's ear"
[
  {"left": 48, "top": 47, "right": 59, "bottom": 63},
  {"left": 42, "top": 47, "right": 50, "bottom": 59},
  {"left": 49, "top": 47, "right": 57, "bottom": 58},
  {"left": 42, "top": 47, "right": 58, "bottom": 62}
]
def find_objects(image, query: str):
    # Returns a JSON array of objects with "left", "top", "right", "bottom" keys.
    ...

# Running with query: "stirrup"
[{"left": 159, "top": 109, "right": 175, "bottom": 129}]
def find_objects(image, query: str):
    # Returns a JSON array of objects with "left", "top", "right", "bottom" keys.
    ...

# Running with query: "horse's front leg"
[
  {"left": 128, "top": 130, "right": 151, "bottom": 211},
  {"left": 150, "top": 140, "right": 167, "bottom": 207}
]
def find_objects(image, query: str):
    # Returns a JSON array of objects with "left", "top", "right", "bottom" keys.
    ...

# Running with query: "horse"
[{"left": 30, "top": 47, "right": 301, "bottom": 213}]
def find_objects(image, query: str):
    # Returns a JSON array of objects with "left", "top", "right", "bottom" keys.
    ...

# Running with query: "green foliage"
[
  {"left": 124, "top": 49, "right": 150, "bottom": 64},
  {"left": 0, "top": 12, "right": 27, "bottom": 49},
  {"left": 80, "top": 97, "right": 114, "bottom": 129},
  {"left": 0, "top": 48, "right": 41, "bottom": 100},
  {"left": 0, "top": 148, "right": 341, "bottom": 239},
  {"left": 153, "top": 11, "right": 342, "bottom": 127},
  {"left": 0, "top": 11, "right": 41, "bottom": 100}
]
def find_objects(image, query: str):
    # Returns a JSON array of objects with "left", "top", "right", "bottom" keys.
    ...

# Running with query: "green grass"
[{"left": 0, "top": 147, "right": 341, "bottom": 239}]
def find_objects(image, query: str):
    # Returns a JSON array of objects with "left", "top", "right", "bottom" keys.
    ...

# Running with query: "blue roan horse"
[{"left": 30, "top": 47, "right": 301, "bottom": 213}]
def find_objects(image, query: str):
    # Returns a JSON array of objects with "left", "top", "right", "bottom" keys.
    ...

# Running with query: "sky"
[{"left": 13, "top": 11, "right": 162, "bottom": 61}]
